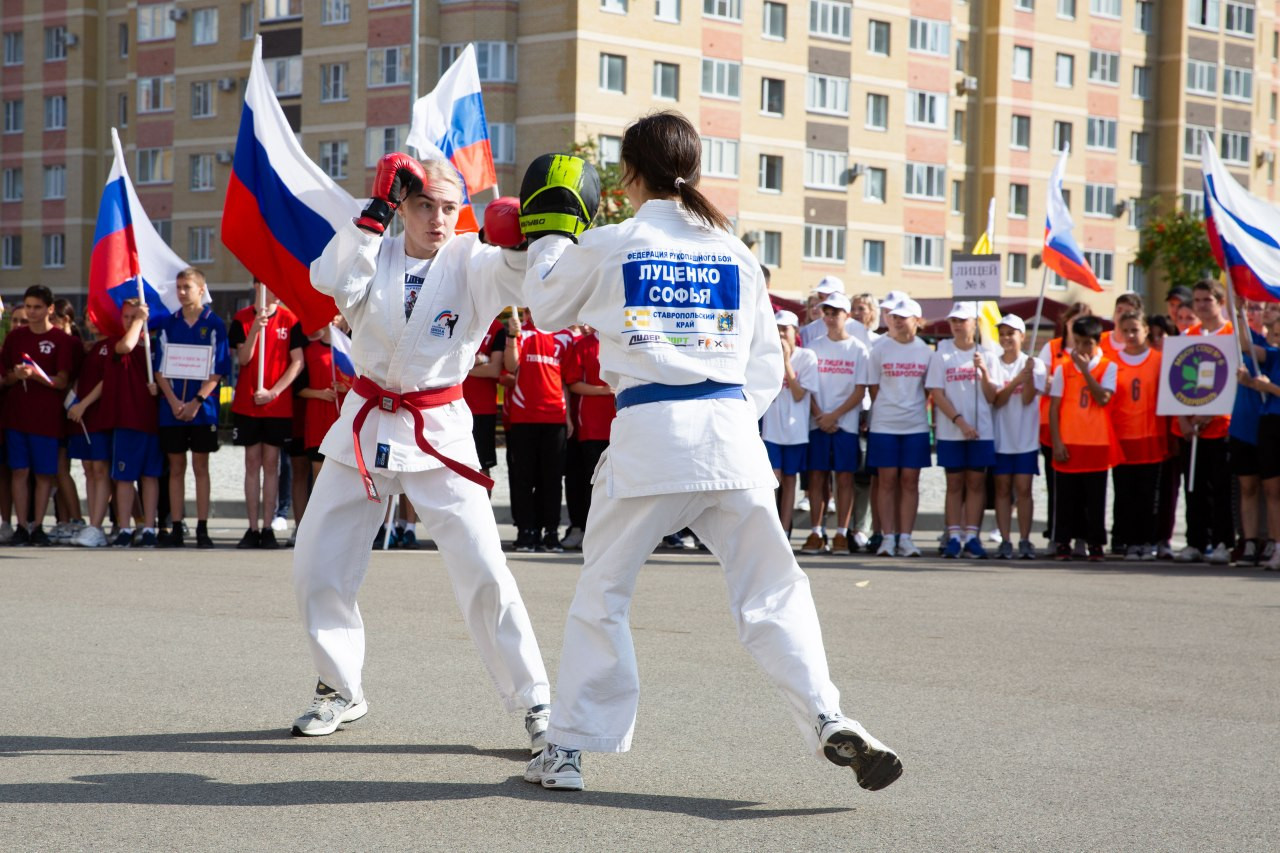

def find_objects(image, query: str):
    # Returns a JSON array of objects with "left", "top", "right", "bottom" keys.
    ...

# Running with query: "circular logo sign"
[{"left": 1169, "top": 342, "right": 1229, "bottom": 407}]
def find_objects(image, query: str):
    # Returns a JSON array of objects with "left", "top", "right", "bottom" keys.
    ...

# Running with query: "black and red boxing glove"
[
  {"left": 479, "top": 196, "right": 526, "bottom": 250},
  {"left": 356, "top": 153, "right": 427, "bottom": 234}
]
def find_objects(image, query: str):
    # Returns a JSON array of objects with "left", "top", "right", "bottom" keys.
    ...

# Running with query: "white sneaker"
[
  {"left": 524, "top": 744, "right": 584, "bottom": 791},
  {"left": 1124, "top": 545, "right": 1143, "bottom": 562},
  {"left": 1157, "top": 542, "right": 1175, "bottom": 560},
  {"left": 1205, "top": 543, "right": 1231, "bottom": 565},
  {"left": 1265, "top": 544, "right": 1280, "bottom": 571},
  {"left": 271, "top": 516, "right": 289, "bottom": 533},
  {"left": 1176, "top": 546, "right": 1204, "bottom": 563},
  {"left": 71, "top": 525, "right": 109, "bottom": 548},
  {"left": 1139, "top": 544, "right": 1157, "bottom": 562},
  {"left": 1072, "top": 540, "right": 1087, "bottom": 559},
  {"left": 291, "top": 681, "right": 369, "bottom": 736},
  {"left": 876, "top": 534, "right": 897, "bottom": 557},
  {"left": 0, "top": 521, "right": 12, "bottom": 544},
  {"left": 986, "top": 529, "right": 1004, "bottom": 545},
  {"left": 797, "top": 496, "right": 810, "bottom": 513},
  {"left": 896, "top": 534, "right": 921, "bottom": 558},
  {"left": 816, "top": 713, "right": 903, "bottom": 791},
  {"left": 560, "top": 527, "right": 584, "bottom": 550},
  {"left": 852, "top": 531, "right": 870, "bottom": 550},
  {"left": 525, "top": 704, "right": 550, "bottom": 755}
]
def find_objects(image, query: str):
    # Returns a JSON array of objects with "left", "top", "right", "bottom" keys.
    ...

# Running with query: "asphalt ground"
[{"left": 3, "top": 544, "right": 1277, "bottom": 852}]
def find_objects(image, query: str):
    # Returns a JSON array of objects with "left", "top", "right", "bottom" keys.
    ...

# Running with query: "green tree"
[
  {"left": 1133, "top": 202, "right": 1219, "bottom": 296},
  {"left": 569, "top": 137, "right": 633, "bottom": 225}
]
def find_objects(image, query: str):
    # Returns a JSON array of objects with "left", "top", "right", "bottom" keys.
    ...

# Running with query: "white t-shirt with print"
[
  {"left": 807, "top": 334, "right": 871, "bottom": 434},
  {"left": 762, "top": 346, "right": 819, "bottom": 445},
  {"left": 988, "top": 352, "right": 1047, "bottom": 455},
  {"left": 866, "top": 336, "right": 932, "bottom": 434},
  {"left": 927, "top": 339, "right": 996, "bottom": 442}
]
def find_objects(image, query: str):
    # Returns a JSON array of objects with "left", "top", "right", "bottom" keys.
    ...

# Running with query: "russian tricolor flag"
[
  {"left": 406, "top": 44, "right": 497, "bottom": 232},
  {"left": 1201, "top": 133, "right": 1280, "bottom": 302},
  {"left": 21, "top": 354, "right": 53, "bottom": 385},
  {"left": 87, "top": 128, "right": 191, "bottom": 338},
  {"left": 222, "top": 38, "right": 360, "bottom": 334},
  {"left": 330, "top": 323, "right": 356, "bottom": 379},
  {"left": 1042, "top": 148, "right": 1101, "bottom": 293}
]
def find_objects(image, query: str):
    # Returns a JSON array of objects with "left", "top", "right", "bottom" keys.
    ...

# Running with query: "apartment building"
[{"left": 0, "top": 0, "right": 1276, "bottom": 313}]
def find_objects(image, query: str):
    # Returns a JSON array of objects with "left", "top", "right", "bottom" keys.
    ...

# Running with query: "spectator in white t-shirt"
[
  {"left": 865, "top": 298, "right": 933, "bottom": 557},
  {"left": 847, "top": 292, "right": 882, "bottom": 548},
  {"left": 981, "top": 314, "right": 1046, "bottom": 560},
  {"left": 762, "top": 311, "right": 819, "bottom": 536},
  {"left": 927, "top": 302, "right": 997, "bottom": 559},
  {"left": 797, "top": 276, "right": 847, "bottom": 347}
]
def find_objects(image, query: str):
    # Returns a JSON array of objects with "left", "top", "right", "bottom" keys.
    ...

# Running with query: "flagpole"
[
  {"left": 256, "top": 282, "right": 267, "bottom": 394},
  {"left": 1028, "top": 267, "right": 1050, "bottom": 357},
  {"left": 137, "top": 277, "right": 154, "bottom": 384},
  {"left": 409, "top": 0, "right": 420, "bottom": 106},
  {"left": 329, "top": 328, "right": 341, "bottom": 416}
]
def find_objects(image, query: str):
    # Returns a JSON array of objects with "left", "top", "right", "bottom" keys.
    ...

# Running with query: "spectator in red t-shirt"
[
  {"left": 560, "top": 325, "right": 615, "bottom": 550},
  {"left": 51, "top": 298, "right": 85, "bottom": 531},
  {"left": 293, "top": 321, "right": 350, "bottom": 520},
  {"left": 503, "top": 309, "right": 570, "bottom": 552},
  {"left": 228, "top": 283, "right": 305, "bottom": 549},
  {"left": 67, "top": 330, "right": 114, "bottom": 547},
  {"left": 1, "top": 286, "right": 77, "bottom": 545},
  {"left": 464, "top": 316, "right": 505, "bottom": 480},
  {"left": 0, "top": 305, "right": 26, "bottom": 543}
]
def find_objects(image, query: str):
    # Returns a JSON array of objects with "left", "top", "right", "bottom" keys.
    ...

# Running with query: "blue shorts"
[
  {"left": 6, "top": 429, "right": 60, "bottom": 475},
  {"left": 936, "top": 438, "right": 997, "bottom": 472},
  {"left": 765, "top": 441, "right": 808, "bottom": 476},
  {"left": 68, "top": 430, "right": 111, "bottom": 462},
  {"left": 111, "top": 429, "right": 164, "bottom": 481},
  {"left": 993, "top": 450, "right": 1040, "bottom": 476},
  {"left": 866, "top": 431, "right": 932, "bottom": 470},
  {"left": 807, "top": 429, "right": 861, "bottom": 473}
]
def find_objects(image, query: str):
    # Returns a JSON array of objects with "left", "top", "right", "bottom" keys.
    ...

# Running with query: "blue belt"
[{"left": 614, "top": 380, "right": 746, "bottom": 410}]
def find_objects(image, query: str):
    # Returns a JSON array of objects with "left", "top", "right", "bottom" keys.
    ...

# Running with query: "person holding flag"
[{"left": 1, "top": 285, "right": 77, "bottom": 546}]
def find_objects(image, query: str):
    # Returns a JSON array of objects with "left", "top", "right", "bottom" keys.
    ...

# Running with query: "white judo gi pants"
[
  {"left": 293, "top": 460, "right": 550, "bottom": 713},
  {"left": 545, "top": 485, "right": 843, "bottom": 757}
]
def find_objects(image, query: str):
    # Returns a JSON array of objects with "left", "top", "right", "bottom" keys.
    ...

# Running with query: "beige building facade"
[{"left": 1, "top": 0, "right": 1277, "bottom": 314}]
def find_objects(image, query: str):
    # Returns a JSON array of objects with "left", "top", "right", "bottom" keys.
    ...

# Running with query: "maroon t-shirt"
[
  {"left": 75, "top": 339, "right": 113, "bottom": 433},
  {"left": 100, "top": 336, "right": 159, "bottom": 434},
  {"left": 1, "top": 325, "right": 77, "bottom": 438},
  {"left": 562, "top": 332, "right": 616, "bottom": 442}
]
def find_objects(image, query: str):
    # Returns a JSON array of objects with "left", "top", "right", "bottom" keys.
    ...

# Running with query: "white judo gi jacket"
[
  {"left": 523, "top": 199, "right": 782, "bottom": 497},
  {"left": 311, "top": 222, "right": 524, "bottom": 475}
]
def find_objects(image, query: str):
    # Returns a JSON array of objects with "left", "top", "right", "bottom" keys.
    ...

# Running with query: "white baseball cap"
[
  {"left": 880, "top": 290, "right": 909, "bottom": 312},
  {"left": 820, "top": 293, "right": 852, "bottom": 312},
  {"left": 814, "top": 275, "right": 845, "bottom": 295},
  {"left": 997, "top": 313, "right": 1026, "bottom": 333},
  {"left": 948, "top": 301, "right": 978, "bottom": 320},
  {"left": 889, "top": 299, "right": 923, "bottom": 319},
  {"left": 774, "top": 310, "right": 800, "bottom": 328}
]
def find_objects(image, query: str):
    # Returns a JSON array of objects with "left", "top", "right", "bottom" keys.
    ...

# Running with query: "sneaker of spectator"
[
  {"left": 72, "top": 525, "right": 109, "bottom": 548},
  {"left": 0, "top": 521, "right": 12, "bottom": 544},
  {"left": 561, "top": 527, "right": 584, "bottom": 550}
]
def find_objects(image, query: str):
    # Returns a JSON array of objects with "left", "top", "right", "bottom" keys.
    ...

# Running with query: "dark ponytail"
[{"left": 620, "top": 110, "right": 731, "bottom": 232}]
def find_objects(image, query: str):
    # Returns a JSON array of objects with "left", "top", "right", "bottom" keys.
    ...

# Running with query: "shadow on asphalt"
[{"left": 0, "top": 770, "right": 851, "bottom": 819}]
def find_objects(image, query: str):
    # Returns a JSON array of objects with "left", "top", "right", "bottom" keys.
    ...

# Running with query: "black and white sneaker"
[
  {"left": 816, "top": 713, "right": 903, "bottom": 792},
  {"left": 513, "top": 529, "right": 538, "bottom": 552},
  {"left": 525, "top": 704, "right": 550, "bottom": 755},
  {"left": 524, "top": 743, "right": 584, "bottom": 791},
  {"left": 290, "top": 680, "right": 369, "bottom": 737},
  {"left": 540, "top": 530, "right": 564, "bottom": 553}
]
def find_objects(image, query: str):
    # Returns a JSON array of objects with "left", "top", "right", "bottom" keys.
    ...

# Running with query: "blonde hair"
[
  {"left": 418, "top": 159, "right": 464, "bottom": 198},
  {"left": 177, "top": 266, "right": 206, "bottom": 287}
]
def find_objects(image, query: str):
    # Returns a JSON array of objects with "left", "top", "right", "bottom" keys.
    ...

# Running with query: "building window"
[
  {"left": 600, "top": 53, "right": 626, "bottom": 92},
  {"left": 805, "top": 149, "right": 846, "bottom": 190},
  {"left": 1055, "top": 53, "right": 1075, "bottom": 87},
  {"left": 323, "top": 0, "right": 350, "bottom": 24},
  {"left": 191, "top": 81, "right": 215, "bottom": 118},
  {"left": 3, "top": 32, "right": 22, "bottom": 66},
  {"left": 3, "top": 99, "right": 22, "bottom": 134},
  {"left": 909, "top": 17, "right": 949, "bottom": 56},
  {"left": 261, "top": 0, "right": 302, "bottom": 20},
  {"left": 1089, "top": 0, "right": 1120, "bottom": 18},
  {"left": 1186, "top": 60, "right": 1217, "bottom": 96},
  {"left": 240, "top": 3, "right": 255, "bottom": 39},
  {"left": 43, "top": 165, "right": 65, "bottom": 199},
  {"left": 701, "top": 58, "right": 741, "bottom": 99},
  {"left": 1272, "top": 92, "right": 1278, "bottom": 124},
  {"left": 365, "top": 125, "right": 409, "bottom": 166},
  {"left": 1088, "top": 50, "right": 1118, "bottom": 84},
  {"left": 138, "top": 77, "right": 176, "bottom": 113},
  {"left": 762, "top": 1, "right": 784, "bottom": 37},
  {"left": 1188, "top": 0, "right": 1220, "bottom": 30},
  {"left": 906, "top": 89, "right": 947, "bottom": 129},
  {"left": 1135, "top": 0, "right": 1153, "bottom": 32},
  {"left": 760, "top": 231, "right": 781, "bottom": 267},
  {"left": 761, "top": 77, "right": 784, "bottom": 115},
  {"left": 189, "top": 227, "right": 215, "bottom": 264},
  {"left": 807, "top": 73, "right": 850, "bottom": 115},
  {"left": 1086, "top": 117, "right": 1117, "bottom": 150},
  {"left": 193, "top": 8, "right": 219, "bottom": 45},
  {"left": 44, "top": 26, "right": 67, "bottom": 61},
  {"left": 955, "top": 39, "right": 967, "bottom": 73},
  {"left": 1183, "top": 190, "right": 1205, "bottom": 215},
  {"left": 652, "top": 62, "right": 679, "bottom": 100},
  {"left": 1009, "top": 183, "right": 1029, "bottom": 217},
  {"left": 439, "top": 43, "right": 517, "bottom": 82},
  {"left": 1131, "top": 131, "right": 1150, "bottom": 164},
  {"left": 1008, "top": 252, "right": 1028, "bottom": 286},
  {"left": 1127, "top": 263, "right": 1146, "bottom": 294},
  {"left": 602, "top": 0, "right": 628, "bottom": 12},
  {"left": 953, "top": 110, "right": 965, "bottom": 144},
  {"left": 1132, "top": 66, "right": 1151, "bottom": 100},
  {"left": 118, "top": 20, "right": 128, "bottom": 56},
  {"left": 1015, "top": 0, "right": 1034, "bottom": 11},
  {"left": 1127, "top": 199, "right": 1148, "bottom": 230},
  {"left": 138, "top": 4, "right": 176, "bottom": 42},
  {"left": 1224, "top": 1, "right": 1253, "bottom": 36},
  {"left": 862, "top": 240, "right": 885, "bottom": 275},
  {"left": 490, "top": 123, "right": 515, "bottom": 163},
  {"left": 1184, "top": 125, "right": 1214, "bottom": 158},
  {"left": 809, "top": 0, "right": 851, "bottom": 40},
  {"left": 656, "top": 0, "right": 681, "bottom": 24},
  {"left": 1223, "top": 66, "right": 1253, "bottom": 102},
  {"left": 269, "top": 56, "right": 302, "bottom": 96},
  {"left": 42, "top": 234, "right": 64, "bottom": 268},
  {"left": 865, "top": 92, "right": 888, "bottom": 129},
  {"left": 864, "top": 166, "right": 886, "bottom": 202},
  {"left": 951, "top": 179, "right": 964, "bottom": 214},
  {"left": 1012, "top": 46, "right": 1032, "bottom": 81},
  {"left": 904, "top": 162, "right": 945, "bottom": 200},
  {"left": 1011, "top": 114, "right": 1030, "bottom": 149},
  {"left": 703, "top": 0, "right": 741, "bottom": 21},
  {"left": 599, "top": 135, "right": 622, "bottom": 165},
  {"left": 701, "top": 136, "right": 739, "bottom": 177},
  {"left": 1, "top": 235, "right": 20, "bottom": 268},
  {"left": 153, "top": 219, "right": 172, "bottom": 247},
  {"left": 118, "top": 93, "right": 128, "bottom": 127},
  {"left": 318, "top": 141, "right": 348, "bottom": 179},
  {"left": 804, "top": 224, "right": 845, "bottom": 262},
  {"left": 1083, "top": 251, "right": 1114, "bottom": 284},
  {"left": 368, "top": 47, "right": 411, "bottom": 88},
  {"left": 1058, "top": 0, "right": 1076, "bottom": 18},
  {"left": 321, "top": 63, "right": 348, "bottom": 102},
  {"left": 1052, "top": 120, "right": 1073, "bottom": 152},
  {"left": 1, "top": 167, "right": 20, "bottom": 202},
  {"left": 43, "top": 95, "right": 66, "bottom": 131},
  {"left": 136, "top": 148, "right": 174, "bottom": 184},
  {"left": 759, "top": 154, "right": 783, "bottom": 192},
  {"left": 1221, "top": 130, "right": 1250, "bottom": 164},
  {"left": 903, "top": 234, "right": 943, "bottom": 270},
  {"left": 867, "top": 19, "right": 889, "bottom": 55},
  {"left": 1084, "top": 183, "right": 1116, "bottom": 217},
  {"left": 190, "top": 154, "right": 215, "bottom": 191}
]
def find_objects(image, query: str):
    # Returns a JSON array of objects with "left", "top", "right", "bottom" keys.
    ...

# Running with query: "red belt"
[{"left": 350, "top": 375, "right": 494, "bottom": 501}]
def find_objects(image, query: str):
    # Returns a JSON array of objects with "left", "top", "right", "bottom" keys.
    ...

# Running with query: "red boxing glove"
[
  {"left": 479, "top": 196, "right": 526, "bottom": 249},
  {"left": 356, "top": 153, "right": 427, "bottom": 234}
]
